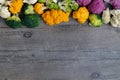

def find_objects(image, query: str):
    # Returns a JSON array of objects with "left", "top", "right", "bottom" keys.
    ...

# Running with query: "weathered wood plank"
[{"left": 0, "top": 15, "right": 120, "bottom": 80}]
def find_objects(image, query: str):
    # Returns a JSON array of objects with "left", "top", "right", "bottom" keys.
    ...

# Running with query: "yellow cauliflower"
[
  {"left": 73, "top": 7, "right": 89, "bottom": 24},
  {"left": 42, "top": 9, "right": 70, "bottom": 26}
]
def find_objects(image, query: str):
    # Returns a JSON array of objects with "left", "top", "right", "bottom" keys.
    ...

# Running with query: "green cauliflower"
[
  {"left": 6, "top": 15, "right": 22, "bottom": 29},
  {"left": 22, "top": 3, "right": 34, "bottom": 15},
  {"left": 45, "top": 0, "right": 59, "bottom": 10},
  {"left": 38, "top": 0, "right": 46, "bottom": 3},
  {"left": 22, "top": 14, "right": 40, "bottom": 28},
  {"left": 48, "top": 3, "right": 59, "bottom": 10},
  {"left": 89, "top": 14, "right": 103, "bottom": 27},
  {"left": 58, "top": 0, "right": 79, "bottom": 12},
  {"left": 70, "top": 1, "right": 79, "bottom": 10},
  {"left": 46, "top": 0, "right": 57, "bottom": 5}
]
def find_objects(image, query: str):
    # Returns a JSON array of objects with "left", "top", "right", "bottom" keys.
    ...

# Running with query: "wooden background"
[{"left": 0, "top": 15, "right": 120, "bottom": 80}]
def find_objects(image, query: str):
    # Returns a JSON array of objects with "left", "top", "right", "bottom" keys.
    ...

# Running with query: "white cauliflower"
[
  {"left": 110, "top": 10, "right": 120, "bottom": 16},
  {"left": 53, "top": 0, "right": 57, "bottom": 3},
  {"left": 110, "top": 9, "right": 120, "bottom": 28},
  {"left": 0, "top": 0, "right": 6, "bottom": 4},
  {"left": 0, "top": 5, "right": 1, "bottom": 9},
  {"left": 23, "top": 0, "right": 37, "bottom": 4},
  {"left": 5, "top": 0, "right": 12, "bottom": 6},
  {"left": 102, "top": 8, "right": 110, "bottom": 24},
  {"left": 0, "top": 6, "right": 11, "bottom": 18}
]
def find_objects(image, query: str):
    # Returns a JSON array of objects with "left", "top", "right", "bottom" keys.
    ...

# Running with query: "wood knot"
[
  {"left": 4, "top": 78, "right": 8, "bottom": 80},
  {"left": 23, "top": 32, "right": 32, "bottom": 38},
  {"left": 91, "top": 72, "right": 100, "bottom": 78}
]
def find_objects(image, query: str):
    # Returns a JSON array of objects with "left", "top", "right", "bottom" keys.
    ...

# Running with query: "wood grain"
[{"left": 0, "top": 17, "right": 120, "bottom": 80}]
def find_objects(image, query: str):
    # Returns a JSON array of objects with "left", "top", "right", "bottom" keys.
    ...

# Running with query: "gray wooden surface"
[{"left": 0, "top": 17, "right": 120, "bottom": 80}]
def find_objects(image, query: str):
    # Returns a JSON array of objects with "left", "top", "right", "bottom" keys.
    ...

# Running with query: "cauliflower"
[
  {"left": 77, "top": 0, "right": 92, "bottom": 6},
  {"left": 42, "top": 9, "right": 70, "bottom": 26},
  {"left": 58, "top": 0, "right": 79, "bottom": 12},
  {"left": 0, "top": 6, "right": 11, "bottom": 18},
  {"left": 34, "top": 3, "right": 47, "bottom": 14},
  {"left": 88, "top": 0, "right": 106, "bottom": 14},
  {"left": 89, "top": 14, "right": 103, "bottom": 27},
  {"left": 5, "top": 0, "right": 12, "bottom": 6},
  {"left": 38, "top": 0, "right": 46, "bottom": 3},
  {"left": 0, "top": 5, "right": 1, "bottom": 9},
  {"left": 0, "top": 0, "right": 12, "bottom": 5},
  {"left": 110, "top": 15, "right": 120, "bottom": 27},
  {"left": 102, "top": 8, "right": 110, "bottom": 24},
  {"left": 110, "top": 0, "right": 120, "bottom": 9},
  {"left": 0, "top": 0, "right": 5, "bottom": 4},
  {"left": 110, "top": 10, "right": 120, "bottom": 16},
  {"left": 23, "top": 0, "right": 37, "bottom": 4},
  {"left": 73, "top": 7, "right": 89, "bottom": 24},
  {"left": 9, "top": 0, "right": 23, "bottom": 14},
  {"left": 110, "top": 9, "right": 120, "bottom": 27}
]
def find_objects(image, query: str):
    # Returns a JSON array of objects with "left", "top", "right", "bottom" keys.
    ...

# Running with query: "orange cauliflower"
[
  {"left": 34, "top": 3, "right": 47, "bottom": 15},
  {"left": 9, "top": 0, "right": 23, "bottom": 14},
  {"left": 42, "top": 9, "right": 70, "bottom": 26},
  {"left": 73, "top": 7, "right": 89, "bottom": 24}
]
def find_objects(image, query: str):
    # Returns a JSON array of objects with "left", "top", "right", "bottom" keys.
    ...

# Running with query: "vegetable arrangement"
[{"left": 0, "top": 0, "right": 120, "bottom": 28}]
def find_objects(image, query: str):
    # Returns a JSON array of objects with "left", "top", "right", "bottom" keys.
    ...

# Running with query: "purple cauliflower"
[
  {"left": 88, "top": 0, "right": 106, "bottom": 14},
  {"left": 110, "top": 0, "right": 120, "bottom": 9},
  {"left": 77, "top": 0, "right": 92, "bottom": 6}
]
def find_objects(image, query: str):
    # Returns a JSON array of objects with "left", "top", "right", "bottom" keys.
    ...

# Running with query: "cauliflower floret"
[
  {"left": 110, "top": 9, "right": 120, "bottom": 28},
  {"left": 102, "top": 8, "right": 110, "bottom": 24},
  {"left": 110, "top": 10, "right": 120, "bottom": 16},
  {"left": 0, "top": 0, "right": 6, "bottom": 4},
  {"left": 53, "top": 0, "right": 57, "bottom": 3},
  {"left": 110, "top": 14, "right": 120, "bottom": 27},
  {"left": 23, "top": 0, "right": 37, "bottom": 4},
  {"left": 5, "top": 0, "right": 12, "bottom": 6},
  {"left": 0, "top": 6, "right": 11, "bottom": 18},
  {"left": 0, "top": 5, "right": 1, "bottom": 9}
]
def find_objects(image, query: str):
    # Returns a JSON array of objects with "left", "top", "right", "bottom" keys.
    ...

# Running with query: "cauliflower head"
[
  {"left": 23, "top": 0, "right": 37, "bottom": 4},
  {"left": 0, "top": 6, "right": 11, "bottom": 18}
]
